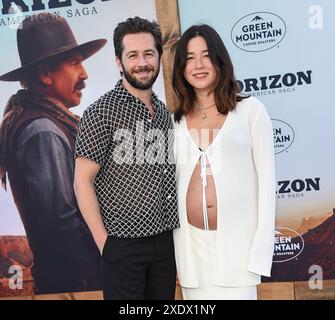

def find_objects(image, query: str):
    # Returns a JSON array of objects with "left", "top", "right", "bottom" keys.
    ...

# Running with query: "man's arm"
[{"left": 74, "top": 156, "right": 107, "bottom": 254}]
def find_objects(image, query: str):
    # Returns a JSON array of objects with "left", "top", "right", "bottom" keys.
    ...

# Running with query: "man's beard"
[{"left": 122, "top": 64, "right": 160, "bottom": 90}]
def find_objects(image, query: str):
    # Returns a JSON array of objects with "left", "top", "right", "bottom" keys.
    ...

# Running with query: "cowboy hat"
[{"left": 0, "top": 12, "right": 107, "bottom": 81}]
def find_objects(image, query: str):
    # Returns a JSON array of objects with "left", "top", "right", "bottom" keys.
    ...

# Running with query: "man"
[
  {"left": 0, "top": 13, "right": 106, "bottom": 294},
  {"left": 74, "top": 16, "right": 179, "bottom": 300}
]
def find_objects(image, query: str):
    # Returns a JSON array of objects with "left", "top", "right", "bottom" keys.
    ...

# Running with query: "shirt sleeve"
[
  {"left": 75, "top": 107, "right": 111, "bottom": 166},
  {"left": 248, "top": 100, "right": 276, "bottom": 277},
  {"left": 16, "top": 128, "right": 98, "bottom": 260}
]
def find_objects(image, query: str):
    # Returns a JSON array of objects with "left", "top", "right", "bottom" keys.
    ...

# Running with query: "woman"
[{"left": 172, "top": 24, "right": 276, "bottom": 300}]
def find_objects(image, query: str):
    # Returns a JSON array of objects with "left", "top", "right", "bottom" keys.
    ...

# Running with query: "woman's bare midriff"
[
  {"left": 185, "top": 110, "right": 227, "bottom": 230},
  {"left": 186, "top": 159, "right": 218, "bottom": 230}
]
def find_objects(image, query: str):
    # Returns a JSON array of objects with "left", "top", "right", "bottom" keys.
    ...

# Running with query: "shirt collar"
[{"left": 114, "top": 79, "right": 161, "bottom": 108}]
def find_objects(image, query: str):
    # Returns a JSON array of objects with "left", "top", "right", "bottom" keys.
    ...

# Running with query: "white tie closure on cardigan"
[{"left": 200, "top": 151, "right": 209, "bottom": 230}]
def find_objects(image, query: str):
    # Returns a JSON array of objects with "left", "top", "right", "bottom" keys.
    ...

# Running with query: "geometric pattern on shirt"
[{"left": 75, "top": 80, "right": 179, "bottom": 238}]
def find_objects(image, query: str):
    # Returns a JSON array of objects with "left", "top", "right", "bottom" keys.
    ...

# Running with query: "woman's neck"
[{"left": 195, "top": 91, "right": 215, "bottom": 108}]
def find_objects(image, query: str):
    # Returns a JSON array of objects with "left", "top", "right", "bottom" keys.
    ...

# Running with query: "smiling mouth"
[
  {"left": 136, "top": 71, "right": 153, "bottom": 80},
  {"left": 136, "top": 70, "right": 152, "bottom": 75},
  {"left": 193, "top": 73, "right": 208, "bottom": 79}
]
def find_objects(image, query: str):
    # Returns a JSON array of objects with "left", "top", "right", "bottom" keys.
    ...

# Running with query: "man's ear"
[
  {"left": 38, "top": 64, "right": 53, "bottom": 85},
  {"left": 115, "top": 56, "right": 123, "bottom": 73}
]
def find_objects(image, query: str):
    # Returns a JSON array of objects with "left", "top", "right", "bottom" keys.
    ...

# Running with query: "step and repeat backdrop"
[
  {"left": 0, "top": 0, "right": 334, "bottom": 297},
  {"left": 178, "top": 0, "right": 335, "bottom": 282},
  {"left": 0, "top": 0, "right": 166, "bottom": 297}
]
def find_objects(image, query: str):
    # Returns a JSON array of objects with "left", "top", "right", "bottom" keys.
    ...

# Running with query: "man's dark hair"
[
  {"left": 172, "top": 24, "right": 246, "bottom": 123},
  {"left": 113, "top": 16, "right": 163, "bottom": 59}
]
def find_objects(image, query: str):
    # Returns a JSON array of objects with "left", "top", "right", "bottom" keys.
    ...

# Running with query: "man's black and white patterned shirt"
[{"left": 75, "top": 80, "right": 179, "bottom": 238}]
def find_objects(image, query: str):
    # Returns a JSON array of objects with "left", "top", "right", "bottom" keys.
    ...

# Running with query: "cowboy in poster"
[{"left": 0, "top": 12, "right": 106, "bottom": 294}]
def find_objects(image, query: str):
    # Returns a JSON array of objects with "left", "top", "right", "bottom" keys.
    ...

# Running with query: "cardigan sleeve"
[{"left": 248, "top": 101, "right": 276, "bottom": 277}]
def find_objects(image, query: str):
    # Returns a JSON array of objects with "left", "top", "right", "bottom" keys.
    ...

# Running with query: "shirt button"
[
  {"left": 167, "top": 195, "right": 172, "bottom": 199},
  {"left": 148, "top": 118, "right": 152, "bottom": 123},
  {"left": 164, "top": 169, "right": 167, "bottom": 173}
]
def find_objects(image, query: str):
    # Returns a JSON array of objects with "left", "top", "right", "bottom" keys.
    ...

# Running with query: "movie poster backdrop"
[{"left": 0, "top": 0, "right": 166, "bottom": 297}]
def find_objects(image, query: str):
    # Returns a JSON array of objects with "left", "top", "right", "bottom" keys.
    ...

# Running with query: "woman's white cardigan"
[{"left": 173, "top": 96, "right": 276, "bottom": 288}]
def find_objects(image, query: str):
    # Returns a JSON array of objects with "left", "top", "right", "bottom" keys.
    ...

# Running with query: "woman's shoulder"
[
  {"left": 171, "top": 113, "right": 186, "bottom": 128},
  {"left": 236, "top": 95, "right": 266, "bottom": 115}
]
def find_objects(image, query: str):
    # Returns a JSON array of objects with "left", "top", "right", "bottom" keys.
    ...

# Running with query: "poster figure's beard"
[{"left": 122, "top": 64, "right": 160, "bottom": 90}]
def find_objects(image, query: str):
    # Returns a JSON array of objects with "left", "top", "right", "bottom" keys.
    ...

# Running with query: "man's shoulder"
[
  {"left": 21, "top": 118, "right": 64, "bottom": 137},
  {"left": 18, "top": 118, "right": 68, "bottom": 146},
  {"left": 85, "top": 88, "right": 122, "bottom": 117},
  {"left": 153, "top": 95, "right": 171, "bottom": 115}
]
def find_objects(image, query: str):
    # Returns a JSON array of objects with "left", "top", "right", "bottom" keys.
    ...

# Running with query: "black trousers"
[{"left": 101, "top": 230, "right": 176, "bottom": 300}]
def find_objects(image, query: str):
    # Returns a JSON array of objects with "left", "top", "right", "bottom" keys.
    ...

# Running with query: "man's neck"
[
  {"left": 27, "top": 87, "right": 70, "bottom": 110},
  {"left": 122, "top": 78, "right": 153, "bottom": 107}
]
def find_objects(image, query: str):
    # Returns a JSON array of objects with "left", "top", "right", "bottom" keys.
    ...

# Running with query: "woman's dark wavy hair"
[{"left": 172, "top": 24, "right": 246, "bottom": 122}]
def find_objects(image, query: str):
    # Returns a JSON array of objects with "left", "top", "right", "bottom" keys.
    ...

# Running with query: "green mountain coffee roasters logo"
[
  {"left": 272, "top": 119, "right": 295, "bottom": 154},
  {"left": 273, "top": 227, "right": 304, "bottom": 262},
  {"left": 231, "top": 12, "right": 286, "bottom": 52}
]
